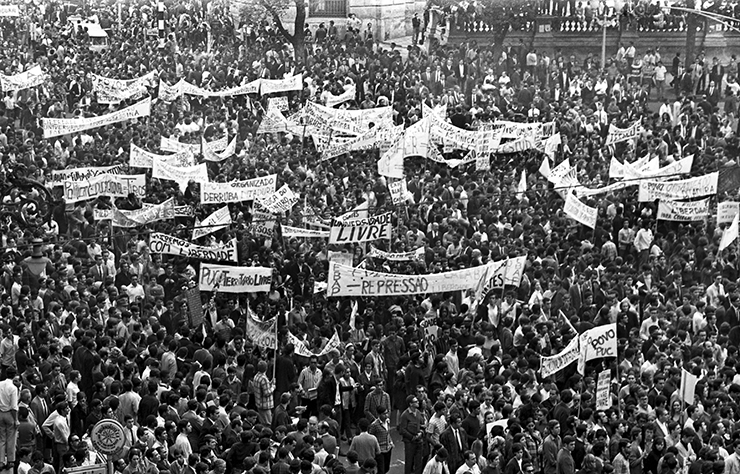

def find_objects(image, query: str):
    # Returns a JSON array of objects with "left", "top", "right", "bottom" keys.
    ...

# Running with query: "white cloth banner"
[
  {"left": 389, "top": 179, "right": 412, "bottom": 205},
  {"left": 198, "top": 264, "right": 273, "bottom": 293},
  {"left": 576, "top": 180, "right": 633, "bottom": 197},
  {"left": 129, "top": 143, "right": 194, "bottom": 168},
  {"left": 259, "top": 75, "right": 303, "bottom": 95},
  {"left": 92, "top": 71, "right": 156, "bottom": 104},
  {"left": 303, "top": 102, "right": 393, "bottom": 136},
  {"left": 43, "top": 97, "right": 151, "bottom": 138},
  {"left": 152, "top": 160, "right": 208, "bottom": 191},
  {"left": 329, "top": 212, "right": 393, "bottom": 244},
  {"left": 623, "top": 155, "right": 693, "bottom": 181},
  {"left": 200, "top": 175, "right": 277, "bottom": 204},
  {"left": 0, "top": 5, "right": 20, "bottom": 16},
  {"left": 248, "top": 210, "right": 276, "bottom": 238},
  {"left": 720, "top": 212, "right": 739, "bottom": 252},
  {"left": 657, "top": 198, "right": 710, "bottom": 221},
  {"left": 63, "top": 174, "right": 146, "bottom": 203},
  {"left": 325, "top": 85, "right": 356, "bottom": 108},
  {"left": 609, "top": 157, "right": 624, "bottom": 179},
  {"left": 327, "top": 261, "right": 492, "bottom": 297},
  {"left": 257, "top": 184, "right": 298, "bottom": 213},
  {"left": 289, "top": 330, "right": 340, "bottom": 358},
  {"left": 606, "top": 121, "right": 642, "bottom": 145},
  {"left": 246, "top": 307, "right": 277, "bottom": 349},
  {"left": 95, "top": 198, "right": 175, "bottom": 227},
  {"left": 680, "top": 369, "right": 698, "bottom": 404},
  {"left": 203, "top": 136, "right": 237, "bottom": 162},
  {"left": 577, "top": 323, "right": 617, "bottom": 374},
  {"left": 193, "top": 205, "right": 231, "bottom": 240},
  {"left": 474, "top": 256, "right": 528, "bottom": 301},
  {"left": 718, "top": 202, "right": 740, "bottom": 225},
  {"left": 50, "top": 165, "right": 125, "bottom": 187},
  {"left": 0, "top": 65, "right": 48, "bottom": 92},
  {"left": 540, "top": 337, "right": 580, "bottom": 378},
  {"left": 564, "top": 192, "right": 598, "bottom": 228},
  {"left": 321, "top": 122, "right": 402, "bottom": 161},
  {"left": 638, "top": 172, "right": 719, "bottom": 202},
  {"left": 150, "top": 233, "right": 238, "bottom": 262},
  {"left": 282, "top": 226, "right": 330, "bottom": 239},
  {"left": 368, "top": 246, "right": 424, "bottom": 261},
  {"left": 257, "top": 107, "right": 291, "bottom": 135},
  {"left": 596, "top": 369, "right": 611, "bottom": 410}
]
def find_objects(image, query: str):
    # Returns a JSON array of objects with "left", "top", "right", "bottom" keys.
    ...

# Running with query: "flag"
[
  {"left": 517, "top": 169, "right": 527, "bottom": 200},
  {"left": 680, "top": 369, "right": 698, "bottom": 404},
  {"left": 719, "top": 212, "right": 739, "bottom": 252},
  {"left": 543, "top": 133, "right": 561, "bottom": 159},
  {"left": 539, "top": 156, "right": 551, "bottom": 179},
  {"left": 560, "top": 310, "right": 577, "bottom": 335},
  {"left": 609, "top": 157, "right": 624, "bottom": 179}
]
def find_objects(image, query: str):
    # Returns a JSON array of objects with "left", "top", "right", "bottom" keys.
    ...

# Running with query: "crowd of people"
[{"left": 0, "top": 4, "right": 739, "bottom": 474}]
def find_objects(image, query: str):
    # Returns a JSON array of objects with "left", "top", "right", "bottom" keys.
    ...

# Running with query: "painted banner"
[
  {"left": 303, "top": 102, "right": 393, "bottom": 136},
  {"left": 325, "top": 85, "right": 356, "bottom": 108},
  {"left": 257, "top": 184, "right": 298, "bottom": 213},
  {"left": 321, "top": 122, "right": 402, "bottom": 161},
  {"left": 564, "top": 192, "right": 598, "bottom": 228},
  {"left": 150, "top": 233, "right": 238, "bottom": 262},
  {"left": 246, "top": 307, "right": 277, "bottom": 349},
  {"left": 181, "top": 78, "right": 261, "bottom": 97},
  {"left": 198, "top": 264, "right": 273, "bottom": 293},
  {"left": 50, "top": 165, "right": 125, "bottom": 187},
  {"left": 609, "top": 157, "right": 624, "bottom": 179},
  {"left": 657, "top": 198, "right": 710, "bottom": 221},
  {"left": 389, "top": 179, "right": 411, "bottom": 205},
  {"left": 474, "top": 256, "right": 528, "bottom": 300},
  {"left": 94, "top": 198, "right": 175, "bottom": 227},
  {"left": 268, "top": 97, "right": 289, "bottom": 111},
  {"left": 92, "top": 71, "right": 155, "bottom": 104},
  {"left": 248, "top": 211, "right": 276, "bottom": 238},
  {"left": 638, "top": 172, "right": 719, "bottom": 202},
  {"left": 288, "top": 330, "right": 341, "bottom": 358},
  {"left": 193, "top": 205, "right": 231, "bottom": 240},
  {"left": 327, "top": 261, "right": 492, "bottom": 297},
  {"left": 282, "top": 226, "right": 330, "bottom": 239},
  {"left": 0, "top": 65, "right": 48, "bottom": 92},
  {"left": 576, "top": 180, "right": 632, "bottom": 197},
  {"left": 540, "top": 337, "right": 580, "bottom": 378},
  {"left": 158, "top": 80, "right": 183, "bottom": 102},
  {"left": 596, "top": 369, "right": 611, "bottom": 410},
  {"left": 605, "top": 121, "right": 642, "bottom": 145},
  {"left": 328, "top": 251, "right": 354, "bottom": 267},
  {"left": 43, "top": 97, "right": 151, "bottom": 138},
  {"left": 577, "top": 323, "right": 617, "bottom": 374},
  {"left": 259, "top": 74, "right": 303, "bottom": 95},
  {"left": 129, "top": 143, "right": 194, "bottom": 168},
  {"left": 0, "top": 5, "right": 20, "bottom": 16},
  {"left": 152, "top": 160, "right": 208, "bottom": 191},
  {"left": 203, "top": 136, "right": 237, "bottom": 162},
  {"left": 378, "top": 118, "right": 430, "bottom": 178},
  {"left": 335, "top": 202, "right": 369, "bottom": 224},
  {"left": 161, "top": 135, "right": 227, "bottom": 154},
  {"left": 329, "top": 212, "right": 393, "bottom": 244},
  {"left": 368, "top": 246, "right": 424, "bottom": 261},
  {"left": 623, "top": 155, "right": 693, "bottom": 181},
  {"left": 200, "top": 175, "right": 277, "bottom": 204},
  {"left": 720, "top": 213, "right": 739, "bottom": 252},
  {"left": 63, "top": 174, "right": 146, "bottom": 203},
  {"left": 718, "top": 202, "right": 740, "bottom": 225},
  {"left": 257, "top": 107, "right": 291, "bottom": 134}
]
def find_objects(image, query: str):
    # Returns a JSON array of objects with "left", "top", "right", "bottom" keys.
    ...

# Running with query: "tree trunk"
[
  {"left": 685, "top": 0, "right": 697, "bottom": 65},
  {"left": 293, "top": 0, "right": 306, "bottom": 65}
]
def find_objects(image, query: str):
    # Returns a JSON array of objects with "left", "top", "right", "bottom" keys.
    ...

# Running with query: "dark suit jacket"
[
  {"left": 440, "top": 427, "right": 468, "bottom": 473},
  {"left": 30, "top": 396, "right": 50, "bottom": 430},
  {"left": 504, "top": 457, "right": 522, "bottom": 474},
  {"left": 90, "top": 265, "right": 109, "bottom": 282}
]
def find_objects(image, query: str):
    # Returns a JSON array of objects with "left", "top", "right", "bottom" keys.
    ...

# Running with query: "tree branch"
[{"left": 260, "top": 0, "right": 295, "bottom": 43}]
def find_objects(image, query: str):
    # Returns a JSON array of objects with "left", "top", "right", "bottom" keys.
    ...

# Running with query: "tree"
[
  {"left": 685, "top": 0, "right": 698, "bottom": 66},
  {"left": 237, "top": 0, "right": 306, "bottom": 65}
]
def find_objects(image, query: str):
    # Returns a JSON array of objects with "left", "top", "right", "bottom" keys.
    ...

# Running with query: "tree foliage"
[{"left": 235, "top": 0, "right": 307, "bottom": 64}]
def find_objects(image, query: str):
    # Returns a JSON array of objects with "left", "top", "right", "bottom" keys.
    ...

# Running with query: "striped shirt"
[
  {"left": 298, "top": 367, "right": 322, "bottom": 400},
  {"left": 254, "top": 372, "right": 274, "bottom": 410}
]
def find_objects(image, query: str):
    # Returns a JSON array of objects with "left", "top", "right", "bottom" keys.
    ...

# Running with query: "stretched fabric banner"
[
  {"left": 303, "top": 102, "right": 393, "bottom": 136},
  {"left": 718, "top": 202, "right": 740, "bottom": 225},
  {"left": 368, "top": 246, "right": 424, "bottom": 261},
  {"left": 198, "top": 264, "right": 272, "bottom": 293},
  {"left": 609, "top": 157, "right": 624, "bottom": 179},
  {"left": 0, "top": 65, "right": 48, "bottom": 92},
  {"left": 246, "top": 307, "right": 277, "bottom": 349},
  {"left": 257, "top": 184, "right": 298, "bottom": 213},
  {"left": 193, "top": 205, "right": 231, "bottom": 240},
  {"left": 257, "top": 107, "right": 291, "bottom": 134},
  {"left": 159, "top": 79, "right": 261, "bottom": 101},
  {"left": 158, "top": 80, "right": 183, "bottom": 102},
  {"left": 259, "top": 74, "right": 303, "bottom": 95},
  {"left": 474, "top": 256, "right": 528, "bottom": 300},
  {"left": 160, "top": 135, "right": 227, "bottom": 154},
  {"left": 282, "top": 226, "right": 329, "bottom": 239},
  {"left": 564, "top": 192, "right": 598, "bottom": 228},
  {"left": 576, "top": 180, "right": 632, "bottom": 197},
  {"left": 327, "top": 261, "right": 492, "bottom": 297},
  {"left": 203, "top": 136, "right": 237, "bottom": 162},
  {"left": 152, "top": 160, "right": 208, "bottom": 191},
  {"left": 329, "top": 212, "right": 393, "bottom": 244},
  {"left": 657, "top": 198, "right": 710, "bottom": 222},
  {"left": 720, "top": 213, "right": 739, "bottom": 252},
  {"left": 328, "top": 251, "right": 354, "bottom": 267},
  {"left": 378, "top": 118, "right": 430, "bottom": 178},
  {"left": 623, "top": 155, "right": 693, "bottom": 181},
  {"left": 577, "top": 323, "right": 617, "bottom": 374},
  {"left": 175, "top": 205, "right": 196, "bottom": 217},
  {"left": 200, "top": 175, "right": 277, "bottom": 204},
  {"left": 325, "top": 85, "right": 356, "bottom": 108},
  {"left": 268, "top": 97, "right": 289, "bottom": 112},
  {"left": 320, "top": 122, "right": 402, "bottom": 161},
  {"left": 288, "top": 330, "right": 340, "bottom": 358},
  {"left": 0, "top": 5, "right": 20, "bottom": 16},
  {"left": 540, "top": 337, "right": 580, "bottom": 378},
  {"left": 50, "top": 165, "right": 125, "bottom": 187},
  {"left": 605, "top": 121, "right": 642, "bottom": 145},
  {"left": 150, "top": 233, "right": 238, "bottom": 262},
  {"left": 248, "top": 210, "right": 276, "bottom": 237},
  {"left": 92, "top": 71, "right": 156, "bottom": 104},
  {"left": 95, "top": 198, "right": 175, "bottom": 227},
  {"left": 43, "top": 97, "right": 151, "bottom": 138},
  {"left": 638, "top": 172, "right": 719, "bottom": 202},
  {"left": 63, "top": 174, "right": 146, "bottom": 203},
  {"left": 129, "top": 143, "right": 194, "bottom": 168}
]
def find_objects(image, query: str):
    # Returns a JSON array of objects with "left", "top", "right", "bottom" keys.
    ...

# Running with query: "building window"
[{"left": 309, "top": 0, "right": 347, "bottom": 17}]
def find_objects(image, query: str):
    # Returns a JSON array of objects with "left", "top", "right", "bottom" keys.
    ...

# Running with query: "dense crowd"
[{"left": 0, "top": 4, "right": 739, "bottom": 474}]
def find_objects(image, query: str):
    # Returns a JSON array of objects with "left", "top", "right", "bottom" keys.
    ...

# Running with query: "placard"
[
  {"left": 718, "top": 202, "right": 740, "bottom": 225},
  {"left": 246, "top": 308, "right": 277, "bottom": 349},
  {"left": 657, "top": 198, "right": 710, "bottom": 222},
  {"left": 187, "top": 288, "right": 204, "bottom": 326},
  {"left": 63, "top": 174, "right": 146, "bottom": 203},
  {"left": 150, "top": 233, "right": 238, "bottom": 262},
  {"left": 577, "top": 323, "right": 617, "bottom": 374},
  {"left": 596, "top": 369, "right": 611, "bottom": 410},
  {"left": 268, "top": 97, "right": 289, "bottom": 111},
  {"left": 198, "top": 264, "right": 273, "bottom": 293},
  {"left": 200, "top": 175, "right": 277, "bottom": 204},
  {"left": 329, "top": 212, "right": 392, "bottom": 244},
  {"left": 257, "top": 184, "right": 298, "bottom": 213},
  {"left": 248, "top": 211, "right": 276, "bottom": 238}
]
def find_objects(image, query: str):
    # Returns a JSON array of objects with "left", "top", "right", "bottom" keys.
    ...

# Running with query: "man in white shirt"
[
  {"left": 0, "top": 367, "right": 18, "bottom": 471},
  {"left": 455, "top": 451, "right": 481, "bottom": 474},
  {"left": 634, "top": 221, "right": 654, "bottom": 268},
  {"left": 706, "top": 274, "right": 726, "bottom": 308}
]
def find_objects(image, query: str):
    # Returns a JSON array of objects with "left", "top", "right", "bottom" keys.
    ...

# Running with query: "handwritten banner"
[
  {"left": 0, "top": 65, "right": 48, "bottom": 92},
  {"left": 94, "top": 198, "right": 175, "bottom": 227},
  {"left": 257, "top": 184, "right": 298, "bottom": 214},
  {"left": 150, "top": 233, "right": 238, "bottom": 262},
  {"left": 198, "top": 264, "right": 273, "bottom": 293},
  {"left": 368, "top": 245, "right": 424, "bottom": 261},
  {"left": 718, "top": 202, "right": 740, "bottom": 225},
  {"left": 130, "top": 143, "right": 194, "bottom": 168},
  {"left": 606, "top": 121, "right": 642, "bottom": 145},
  {"left": 200, "top": 175, "right": 277, "bottom": 204},
  {"left": 329, "top": 212, "right": 392, "bottom": 244},
  {"left": 564, "top": 192, "right": 598, "bottom": 228},
  {"left": 638, "top": 172, "right": 719, "bottom": 202},
  {"left": 540, "top": 337, "right": 580, "bottom": 378},
  {"left": 152, "top": 161, "right": 208, "bottom": 191},
  {"left": 50, "top": 165, "right": 125, "bottom": 187},
  {"left": 282, "top": 226, "right": 329, "bottom": 239},
  {"left": 248, "top": 211, "right": 276, "bottom": 238},
  {"left": 657, "top": 198, "right": 710, "bottom": 222},
  {"left": 43, "top": 97, "right": 151, "bottom": 138},
  {"left": 259, "top": 74, "right": 303, "bottom": 95},
  {"left": 325, "top": 85, "right": 356, "bottom": 108},
  {"left": 596, "top": 369, "right": 611, "bottom": 410},
  {"left": 92, "top": 71, "right": 155, "bottom": 104},
  {"left": 193, "top": 206, "right": 231, "bottom": 240},
  {"left": 577, "top": 323, "right": 617, "bottom": 374},
  {"left": 246, "top": 308, "right": 277, "bottom": 349},
  {"left": 63, "top": 174, "right": 146, "bottom": 203}
]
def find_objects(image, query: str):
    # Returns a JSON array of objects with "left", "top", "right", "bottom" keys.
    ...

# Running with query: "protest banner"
[
  {"left": 92, "top": 71, "right": 155, "bottom": 104},
  {"left": 63, "top": 174, "right": 146, "bottom": 203},
  {"left": 0, "top": 65, "right": 48, "bottom": 92},
  {"left": 327, "top": 261, "right": 492, "bottom": 297},
  {"left": 177, "top": 79, "right": 261, "bottom": 98},
  {"left": 246, "top": 307, "right": 277, "bottom": 349},
  {"left": 95, "top": 198, "right": 175, "bottom": 227},
  {"left": 368, "top": 246, "right": 424, "bottom": 261},
  {"left": 0, "top": 5, "right": 20, "bottom": 16},
  {"left": 257, "top": 107, "right": 291, "bottom": 134},
  {"left": 328, "top": 251, "right": 354, "bottom": 267},
  {"left": 576, "top": 180, "right": 632, "bottom": 197},
  {"left": 718, "top": 202, "right": 740, "bottom": 225},
  {"left": 577, "top": 323, "right": 617, "bottom": 374},
  {"left": 192, "top": 206, "right": 231, "bottom": 240},
  {"left": 200, "top": 175, "right": 277, "bottom": 204},
  {"left": 623, "top": 155, "right": 693, "bottom": 181},
  {"left": 638, "top": 172, "right": 719, "bottom": 202},
  {"left": 198, "top": 264, "right": 273, "bottom": 293},
  {"left": 268, "top": 97, "right": 289, "bottom": 111},
  {"left": 320, "top": 122, "right": 402, "bottom": 161},
  {"left": 203, "top": 136, "right": 237, "bottom": 162},
  {"left": 720, "top": 213, "right": 739, "bottom": 252},
  {"left": 564, "top": 192, "right": 598, "bottom": 228},
  {"left": 50, "top": 165, "right": 125, "bottom": 187},
  {"left": 719, "top": 165, "right": 740, "bottom": 195},
  {"left": 303, "top": 102, "right": 393, "bottom": 136},
  {"left": 152, "top": 160, "right": 208, "bottom": 191},
  {"left": 657, "top": 198, "right": 710, "bottom": 222},
  {"left": 129, "top": 143, "right": 194, "bottom": 168},
  {"left": 160, "top": 137, "right": 201, "bottom": 154},
  {"left": 288, "top": 331, "right": 341, "bottom": 358},
  {"left": 42, "top": 97, "right": 151, "bottom": 138},
  {"left": 609, "top": 157, "right": 624, "bottom": 179},
  {"left": 257, "top": 184, "right": 298, "bottom": 213},
  {"left": 282, "top": 226, "right": 330, "bottom": 239},
  {"left": 596, "top": 369, "right": 611, "bottom": 410},
  {"left": 548, "top": 159, "right": 573, "bottom": 185},
  {"left": 248, "top": 211, "right": 276, "bottom": 238},
  {"left": 150, "top": 233, "right": 238, "bottom": 262},
  {"left": 680, "top": 368, "right": 698, "bottom": 404},
  {"left": 158, "top": 79, "right": 184, "bottom": 102},
  {"left": 605, "top": 121, "right": 642, "bottom": 145},
  {"left": 325, "top": 85, "right": 356, "bottom": 108},
  {"left": 259, "top": 74, "right": 303, "bottom": 95},
  {"left": 329, "top": 212, "right": 393, "bottom": 244},
  {"left": 474, "top": 256, "right": 528, "bottom": 300},
  {"left": 540, "top": 337, "right": 580, "bottom": 378},
  {"left": 187, "top": 288, "right": 204, "bottom": 326},
  {"left": 174, "top": 205, "right": 196, "bottom": 217}
]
